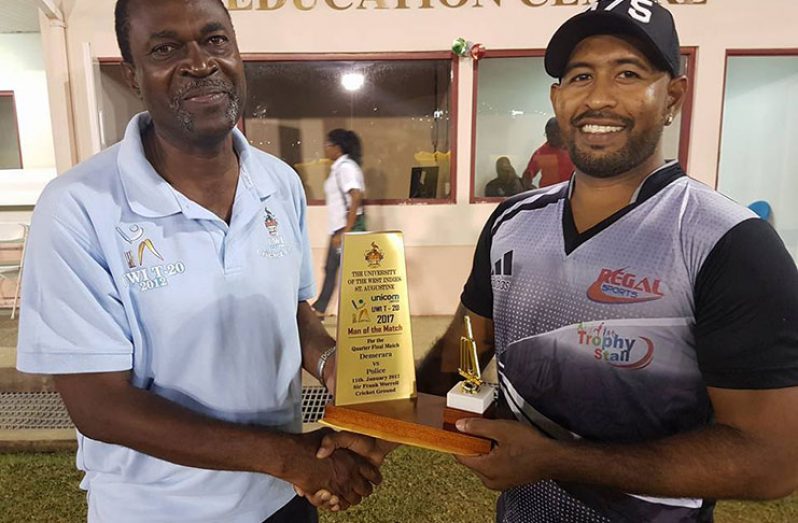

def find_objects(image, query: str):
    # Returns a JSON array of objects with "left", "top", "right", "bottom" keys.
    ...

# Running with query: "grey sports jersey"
[{"left": 464, "top": 162, "right": 759, "bottom": 522}]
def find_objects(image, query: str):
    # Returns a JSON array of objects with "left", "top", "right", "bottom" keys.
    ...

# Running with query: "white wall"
[
  {"left": 0, "top": 32, "right": 57, "bottom": 206},
  {"left": 0, "top": 33, "right": 56, "bottom": 170},
  {"left": 717, "top": 56, "right": 798, "bottom": 259}
]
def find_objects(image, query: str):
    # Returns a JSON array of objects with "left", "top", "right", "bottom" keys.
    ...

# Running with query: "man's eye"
[
  {"left": 208, "top": 35, "right": 228, "bottom": 45},
  {"left": 619, "top": 71, "right": 641, "bottom": 80},
  {"left": 152, "top": 44, "right": 176, "bottom": 56},
  {"left": 569, "top": 73, "right": 590, "bottom": 83}
]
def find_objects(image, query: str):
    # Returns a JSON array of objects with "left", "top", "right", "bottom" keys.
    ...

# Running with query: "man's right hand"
[
  {"left": 296, "top": 431, "right": 397, "bottom": 511},
  {"left": 289, "top": 430, "right": 382, "bottom": 511}
]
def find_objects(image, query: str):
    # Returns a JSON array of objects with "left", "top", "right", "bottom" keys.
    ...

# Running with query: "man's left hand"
[{"left": 454, "top": 418, "right": 557, "bottom": 491}]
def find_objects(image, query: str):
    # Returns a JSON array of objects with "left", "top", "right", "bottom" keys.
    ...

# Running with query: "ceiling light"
[{"left": 341, "top": 73, "right": 365, "bottom": 92}]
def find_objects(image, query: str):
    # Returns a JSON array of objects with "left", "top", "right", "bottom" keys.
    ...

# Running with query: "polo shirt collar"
[
  {"left": 118, "top": 112, "right": 277, "bottom": 219},
  {"left": 235, "top": 127, "right": 278, "bottom": 203}
]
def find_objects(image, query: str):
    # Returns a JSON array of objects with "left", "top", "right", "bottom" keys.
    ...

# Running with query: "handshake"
[
  {"left": 287, "top": 415, "right": 539, "bottom": 513},
  {"left": 290, "top": 429, "right": 398, "bottom": 512}
]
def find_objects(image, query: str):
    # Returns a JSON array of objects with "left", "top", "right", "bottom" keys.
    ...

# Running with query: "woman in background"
[{"left": 312, "top": 129, "right": 366, "bottom": 318}]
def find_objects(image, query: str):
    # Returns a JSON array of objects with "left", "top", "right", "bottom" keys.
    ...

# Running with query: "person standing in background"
[
  {"left": 312, "top": 129, "right": 366, "bottom": 318},
  {"left": 522, "top": 117, "right": 575, "bottom": 189}
]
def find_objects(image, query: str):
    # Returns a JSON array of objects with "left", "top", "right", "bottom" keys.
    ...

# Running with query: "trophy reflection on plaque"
[{"left": 320, "top": 231, "right": 494, "bottom": 455}]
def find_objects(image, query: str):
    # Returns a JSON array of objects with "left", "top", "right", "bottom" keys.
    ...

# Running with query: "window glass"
[
  {"left": 718, "top": 55, "right": 798, "bottom": 259},
  {"left": 0, "top": 94, "right": 22, "bottom": 169},
  {"left": 244, "top": 59, "right": 452, "bottom": 202},
  {"left": 473, "top": 55, "right": 689, "bottom": 199}
]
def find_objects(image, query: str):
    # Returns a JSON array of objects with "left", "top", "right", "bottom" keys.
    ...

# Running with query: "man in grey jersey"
[{"left": 411, "top": 1, "right": 798, "bottom": 521}]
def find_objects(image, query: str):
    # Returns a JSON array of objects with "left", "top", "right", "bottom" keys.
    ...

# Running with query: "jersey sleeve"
[
  {"left": 694, "top": 218, "right": 798, "bottom": 389},
  {"left": 16, "top": 192, "right": 134, "bottom": 374},
  {"left": 460, "top": 211, "right": 499, "bottom": 319}
]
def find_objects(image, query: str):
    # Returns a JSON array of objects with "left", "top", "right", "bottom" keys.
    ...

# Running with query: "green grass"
[
  {"left": 0, "top": 452, "right": 86, "bottom": 522},
  {"left": 0, "top": 449, "right": 796, "bottom": 522}
]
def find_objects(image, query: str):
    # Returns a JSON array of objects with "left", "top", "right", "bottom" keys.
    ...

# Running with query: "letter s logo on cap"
[
  {"left": 629, "top": 0, "right": 654, "bottom": 23},
  {"left": 587, "top": 0, "right": 653, "bottom": 24}
]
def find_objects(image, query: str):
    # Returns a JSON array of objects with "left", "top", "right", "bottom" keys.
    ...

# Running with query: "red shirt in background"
[{"left": 523, "top": 143, "right": 575, "bottom": 188}]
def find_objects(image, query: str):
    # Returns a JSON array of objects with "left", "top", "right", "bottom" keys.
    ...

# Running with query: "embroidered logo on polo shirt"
[
  {"left": 587, "top": 267, "right": 665, "bottom": 304},
  {"left": 577, "top": 322, "right": 655, "bottom": 369},
  {"left": 259, "top": 206, "right": 288, "bottom": 258},
  {"left": 117, "top": 224, "right": 186, "bottom": 292},
  {"left": 116, "top": 225, "right": 163, "bottom": 269}
]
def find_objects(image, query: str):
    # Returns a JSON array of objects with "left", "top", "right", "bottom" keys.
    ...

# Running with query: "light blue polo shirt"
[{"left": 16, "top": 113, "right": 316, "bottom": 522}]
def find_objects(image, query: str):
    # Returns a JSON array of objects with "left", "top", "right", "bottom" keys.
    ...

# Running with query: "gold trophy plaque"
[{"left": 320, "top": 231, "right": 491, "bottom": 455}]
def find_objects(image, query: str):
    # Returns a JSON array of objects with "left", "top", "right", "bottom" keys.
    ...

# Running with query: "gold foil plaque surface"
[{"left": 334, "top": 232, "right": 416, "bottom": 406}]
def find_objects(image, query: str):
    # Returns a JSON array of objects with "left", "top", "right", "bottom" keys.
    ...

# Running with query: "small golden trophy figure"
[{"left": 445, "top": 315, "right": 496, "bottom": 416}]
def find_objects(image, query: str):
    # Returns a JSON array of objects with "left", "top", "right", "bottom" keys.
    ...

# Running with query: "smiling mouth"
[
  {"left": 579, "top": 124, "right": 625, "bottom": 135},
  {"left": 184, "top": 91, "right": 227, "bottom": 103}
]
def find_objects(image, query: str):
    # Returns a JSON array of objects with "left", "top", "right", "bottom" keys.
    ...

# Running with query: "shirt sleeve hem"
[
  {"left": 16, "top": 352, "right": 133, "bottom": 375},
  {"left": 298, "top": 285, "right": 316, "bottom": 302},
  {"left": 460, "top": 294, "right": 493, "bottom": 319}
]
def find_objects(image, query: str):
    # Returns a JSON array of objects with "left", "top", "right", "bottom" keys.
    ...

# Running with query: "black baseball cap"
[{"left": 545, "top": 0, "right": 681, "bottom": 79}]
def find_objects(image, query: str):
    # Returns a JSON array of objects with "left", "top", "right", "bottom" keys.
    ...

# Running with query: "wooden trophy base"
[{"left": 321, "top": 392, "right": 492, "bottom": 456}]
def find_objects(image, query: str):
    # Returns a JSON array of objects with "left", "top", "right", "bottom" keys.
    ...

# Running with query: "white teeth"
[{"left": 581, "top": 124, "right": 624, "bottom": 134}]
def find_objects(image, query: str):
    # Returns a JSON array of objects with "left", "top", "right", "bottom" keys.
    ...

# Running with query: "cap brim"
[{"left": 545, "top": 11, "right": 671, "bottom": 78}]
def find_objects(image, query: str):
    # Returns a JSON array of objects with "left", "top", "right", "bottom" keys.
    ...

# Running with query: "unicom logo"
[{"left": 576, "top": 323, "right": 654, "bottom": 369}]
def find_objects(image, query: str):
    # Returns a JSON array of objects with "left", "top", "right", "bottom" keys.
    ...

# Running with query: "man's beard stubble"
[
  {"left": 168, "top": 78, "right": 242, "bottom": 135},
  {"left": 565, "top": 120, "right": 665, "bottom": 179}
]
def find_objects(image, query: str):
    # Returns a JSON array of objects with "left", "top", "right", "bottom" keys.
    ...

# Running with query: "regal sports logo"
[
  {"left": 587, "top": 267, "right": 665, "bottom": 304},
  {"left": 577, "top": 323, "right": 654, "bottom": 369}
]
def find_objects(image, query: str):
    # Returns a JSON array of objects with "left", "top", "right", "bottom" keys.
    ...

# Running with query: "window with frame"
[
  {"left": 717, "top": 51, "right": 798, "bottom": 260},
  {"left": 243, "top": 56, "right": 454, "bottom": 204},
  {"left": 0, "top": 92, "right": 23, "bottom": 169},
  {"left": 471, "top": 51, "right": 695, "bottom": 201}
]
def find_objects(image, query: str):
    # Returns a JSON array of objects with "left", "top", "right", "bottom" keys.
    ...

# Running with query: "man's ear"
[
  {"left": 121, "top": 62, "right": 142, "bottom": 99},
  {"left": 666, "top": 75, "right": 688, "bottom": 118},
  {"left": 550, "top": 82, "right": 561, "bottom": 113}
]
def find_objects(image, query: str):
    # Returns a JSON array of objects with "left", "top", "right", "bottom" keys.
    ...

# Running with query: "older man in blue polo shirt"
[{"left": 15, "top": 0, "right": 380, "bottom": 521}]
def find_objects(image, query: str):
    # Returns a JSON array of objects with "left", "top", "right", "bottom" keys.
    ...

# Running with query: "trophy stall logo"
[
  {"left": 226, "top": 0, "right": 706, "bottom": 12},
  {"left": 117, "top": 224, "right": 186, "bottom": 293},
  {"left": 364, "top": 242, "right": 384, "bottom": 268},
  {"left": 577, "top": 322, "right": 655, "bottom": 369}
]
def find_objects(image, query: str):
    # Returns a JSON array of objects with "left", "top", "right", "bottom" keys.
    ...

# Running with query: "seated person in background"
[
  {"left": 522, "top": 117, "right": 575, "bottom": 189},
  {"left": 485, "top": 156, "right": 524, "bottom": 197}
]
